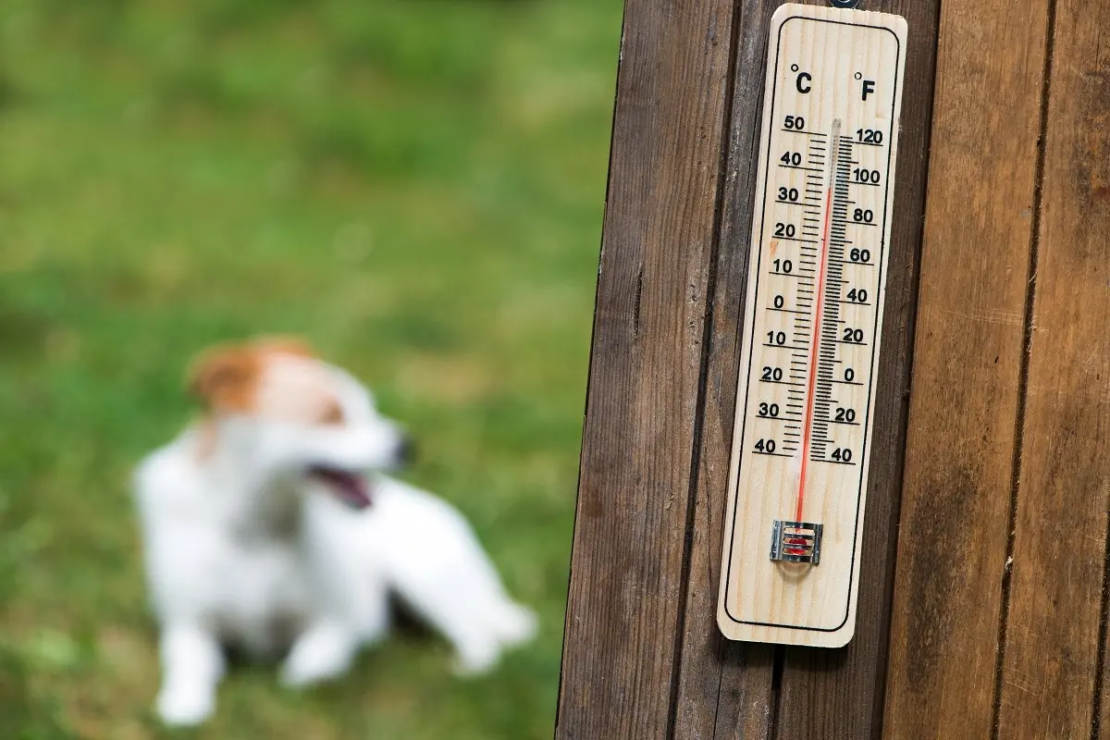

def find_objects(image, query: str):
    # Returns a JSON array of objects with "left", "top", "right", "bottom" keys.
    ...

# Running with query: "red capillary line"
[{"left": 794, "top": 119, "right": 840, "bottom": 523}]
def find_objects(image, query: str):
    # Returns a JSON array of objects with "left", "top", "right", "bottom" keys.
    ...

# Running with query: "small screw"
[{"left": 830, "top": 0, "right": 861, "bottom": 8}]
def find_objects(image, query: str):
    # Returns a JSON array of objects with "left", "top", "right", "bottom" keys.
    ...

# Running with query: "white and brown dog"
[{"left": 132, "top": 337, "right": 536, "bottom": 726}]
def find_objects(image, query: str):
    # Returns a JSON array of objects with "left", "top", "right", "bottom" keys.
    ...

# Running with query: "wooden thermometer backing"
[{"left": 717, "top": 4, "right": 907, "bottom": 648}]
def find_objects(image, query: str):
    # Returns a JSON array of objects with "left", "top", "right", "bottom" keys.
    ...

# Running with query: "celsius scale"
[{"left": 717, "top": 3, "right": 907, "bottom": 647}]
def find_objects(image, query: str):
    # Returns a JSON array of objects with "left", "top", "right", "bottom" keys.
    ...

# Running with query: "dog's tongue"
[{"left": 307, "top": 466, "right": 372, "bottom": 509}]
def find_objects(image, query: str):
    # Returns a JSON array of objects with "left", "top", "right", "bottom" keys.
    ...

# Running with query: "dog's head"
[{"left": 187, "top": 337, "right": 412, "bottom": 509}]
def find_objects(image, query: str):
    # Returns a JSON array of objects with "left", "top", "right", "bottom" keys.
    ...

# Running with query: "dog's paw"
[
  {"left": 280, "top": 624, "right": 356, "bottom": 689},
  {"left": 451, "top": 641, "right": 501, "bottom": 677},
  {"left": 157, "top": 686, "right": 214, "bottom": 727},
  {"left": 496, "top": 604, "right": 538, "bottom": 647},
  {"left": 280, "top": 650, "right": 351, "bottom": 688}
]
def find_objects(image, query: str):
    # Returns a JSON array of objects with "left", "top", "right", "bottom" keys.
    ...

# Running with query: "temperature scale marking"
[{"left": 717, "top": 4, "right": 907, "bottom": 648}]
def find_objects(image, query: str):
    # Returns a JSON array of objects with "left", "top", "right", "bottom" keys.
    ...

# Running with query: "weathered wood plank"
[
  {"left": 882, "top": 0, "right": 1052, "bottom": 736},
  {"left": 773, "top": 0, "right": 938, "bottom": 736},
  {"left": 668, "top": 0, "right": 785, "bottom": 735},
  {"left": 1097, "top": 16, "right": 1110, "bottom": 738},
  {"left": 553, "top": 0, "right": 737, "bottom": 736},
  {"left": 996, "top": 0, "right": 1110, "bottom": 734}
]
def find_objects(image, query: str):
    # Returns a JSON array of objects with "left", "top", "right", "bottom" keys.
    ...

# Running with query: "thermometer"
[{"left": 717, "top": 3, "right": 907, "bottom": 648}]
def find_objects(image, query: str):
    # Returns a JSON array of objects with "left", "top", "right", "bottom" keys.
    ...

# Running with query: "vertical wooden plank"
[
  {"left": 668, "top": 0, "right": 784, "bottom": 736},
  {"left": 1098, "top": 17, "right": 1110, "bottom": 732},
  {"left": 996, "top": 0, "right": 1110, "bottom": 735},
  {"left": 882, "top": 0, "right": 1051, "bottom": 737},
  {"left": 772, "top": 0, "right": 938, "bottom": 736},
  {"left": 554, "top": 0, "right": 736, "bottom": 736}
]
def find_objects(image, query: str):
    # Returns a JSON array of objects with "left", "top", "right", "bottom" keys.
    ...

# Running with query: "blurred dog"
[{"left": 132, "top": 337, "right": 536, "bottom": 726}]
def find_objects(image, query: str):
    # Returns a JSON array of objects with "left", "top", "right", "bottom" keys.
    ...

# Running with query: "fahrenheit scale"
[{"left": 717, "top": 4, "right": 907, "bottom": 647}]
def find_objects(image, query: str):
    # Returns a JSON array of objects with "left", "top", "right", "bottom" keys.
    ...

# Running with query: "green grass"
[{"left": 0, "top": 1, "right": 620, "bottom": 737}]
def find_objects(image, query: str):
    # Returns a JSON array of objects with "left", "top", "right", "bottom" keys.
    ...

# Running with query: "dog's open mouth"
[{"left": 306, "top": 465, "right": 372, "bottom": 509}]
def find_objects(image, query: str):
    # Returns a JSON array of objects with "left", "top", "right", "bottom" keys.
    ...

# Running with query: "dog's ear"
[
  {"left": 252, "top": 335, "right": 315, "bottom": 359},
  {"left": 186, "top": 344, "right": 260, "bottom": 413}
]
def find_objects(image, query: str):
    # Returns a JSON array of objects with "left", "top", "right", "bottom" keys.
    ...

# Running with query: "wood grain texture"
[
  {"left": 774, "top": 0, "right": 938, "bottom": 736},
  {"left": 996, "top": 0, "right": 1110, "bottom": 734},
  {"left": 553, "top": 0, "right": 737, "bottom": 736},
  {"left": 669, "top": 0, "right": 785, "bottom": 733},
  {"left": 561, "top": 0, "right": 1110, "bottom": 735},
  {"left": 882, "top": 0, "right": 1052, "bottom": 737},
  {"left": 1096, "top": 14, "right": 1110, "bottom": 738}
]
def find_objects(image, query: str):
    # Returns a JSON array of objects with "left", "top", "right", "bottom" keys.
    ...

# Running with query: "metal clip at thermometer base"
[
  {"left": 716, "top": 4, "right": 907, "bottom": 648},
  {"left": 770, "top": 521, "right": 823, "bottom": 564}
]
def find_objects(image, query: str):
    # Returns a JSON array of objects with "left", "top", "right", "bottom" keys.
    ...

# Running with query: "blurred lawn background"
[{"left": 0, "top": 0, "right": 620, "bottom": 737}]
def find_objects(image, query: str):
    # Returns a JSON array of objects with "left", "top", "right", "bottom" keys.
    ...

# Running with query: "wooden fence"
[{"left": 555, "top": 0, "right": 1110, "bottom": 737}]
